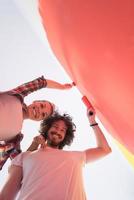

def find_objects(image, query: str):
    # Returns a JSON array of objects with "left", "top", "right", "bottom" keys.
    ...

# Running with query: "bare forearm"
[
  {"left": 46, "top": 79, "right": 72, "bottom": 90},
  {"left": 85, "top": 108, "right": 111, "bottom": 162},
  {"left": 1, "top": 166, "right": 22, "bottom": 200},
  {"left": 46, "top": 79, "right": 61, "bottom": 89},
  {"left": 91, "top": 124, "right": 111, "bottom": 152},
  {"left": 1, "top": 185, "right": 20, "bottom": 200},
  {"left": 27, "top": 141, "right": 39, "bottom": 151}
]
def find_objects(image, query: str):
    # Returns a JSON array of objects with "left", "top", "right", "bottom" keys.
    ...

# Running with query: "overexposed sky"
[{"left": 0, "top": 1, "right": 134, "bottom": 199}]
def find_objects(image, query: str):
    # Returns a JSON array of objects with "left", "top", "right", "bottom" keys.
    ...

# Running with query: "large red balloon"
[{"left": 39, "top": 0, "right": 134, "bottom": 154}]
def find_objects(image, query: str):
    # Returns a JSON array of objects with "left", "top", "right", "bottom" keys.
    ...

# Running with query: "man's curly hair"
[{"left": 39, "top": 111, "right": 76, "bottom": 149}]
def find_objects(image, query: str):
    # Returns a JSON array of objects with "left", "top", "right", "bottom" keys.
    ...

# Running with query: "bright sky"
[{"left": 0, "top": 1, "right": 134, "bottom": 200}]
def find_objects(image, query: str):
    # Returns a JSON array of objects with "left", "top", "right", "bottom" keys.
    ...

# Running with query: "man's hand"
[
  {"left": 27, "top": 135, "right": 46, "bottom": 151},
  {"left": 87, "top": 108, "right": 96, "bottom": 125}
]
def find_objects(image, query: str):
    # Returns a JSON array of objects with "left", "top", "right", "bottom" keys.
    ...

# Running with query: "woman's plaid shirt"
[{"left": 0, "top": 76, "right": 47, "bottom": 170}]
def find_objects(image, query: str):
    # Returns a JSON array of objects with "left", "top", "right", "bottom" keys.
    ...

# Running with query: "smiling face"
[
  {"left": 47, "top": 120, "right": 67, "bottom": 148},
  {"left": 27, "top": 101, "right": 55, "bottom": 121}
]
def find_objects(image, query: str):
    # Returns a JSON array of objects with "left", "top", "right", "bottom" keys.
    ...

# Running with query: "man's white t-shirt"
[{"left": 12, "top": 147, "right": 87, "bottom": 200}]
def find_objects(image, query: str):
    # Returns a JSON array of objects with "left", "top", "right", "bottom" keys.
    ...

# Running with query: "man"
[
  {"left": 0, "top": 76, "right": 73, "bottom": 170},
  {"left": 0, "top": 108, "right": 111, "bottom": 200}
]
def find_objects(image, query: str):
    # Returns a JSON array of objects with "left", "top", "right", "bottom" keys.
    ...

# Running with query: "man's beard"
[
  {"left": 47, "top": 139, "right": 61, "bottom": 148},
  {"left": 46, "top": 131, "right": 63, "bottom": 148}
]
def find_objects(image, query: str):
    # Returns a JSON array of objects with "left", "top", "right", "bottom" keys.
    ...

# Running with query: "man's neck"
[{"left": 47, "top": 142, "right": 59, "bottom": 149}]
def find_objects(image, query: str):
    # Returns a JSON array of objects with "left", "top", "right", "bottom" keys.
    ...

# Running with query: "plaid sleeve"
[
  {"left": 11, "top": 151, "right": 30, "bottom": 167},
  {"left": 7, "top": 76, "right": 47, "bottom": 100}
]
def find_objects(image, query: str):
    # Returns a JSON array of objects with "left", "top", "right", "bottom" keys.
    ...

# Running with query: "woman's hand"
[
  {"left": 27, "top": 135, "right": 46, "bottom": 151},
  {"left": 60, "top": 83, "right": 73, "bottom": 89}
]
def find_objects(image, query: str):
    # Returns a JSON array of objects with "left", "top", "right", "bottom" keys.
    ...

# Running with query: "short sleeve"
[
  {"left": 11, "top": 152, "right": 24, "bottom": 167},
  {"left": 72, "top": 151, "right": 86, "bottom": 166}
]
